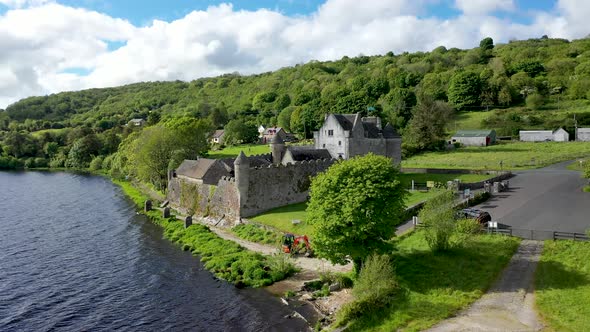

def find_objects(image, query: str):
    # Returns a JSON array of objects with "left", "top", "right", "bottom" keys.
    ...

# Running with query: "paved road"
[{"left": 476, "top": 161, "right": 590, "bottom": 233}]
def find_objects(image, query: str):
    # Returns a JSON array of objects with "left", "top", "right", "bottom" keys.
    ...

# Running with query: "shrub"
[
  {"left": 456, "top": 218, "right": 482, "bottom": 235},
  {"left": 24, "top": 157, "right": 35, "bottom": 169},
  {"left": 526, "top": 93, "right": 544, "bottom": 110},
  {"left": 284, "top": 290, "right": 297, "bottom": 298},
  {"left": 89, "top": 155, "right": 104, "bottom": 171},
  {"left": 336, "top": 254, "right": 400, "bottom": 325},
  {"left": 265, "top": 253, "right": 298, "bottom": 281},
  {"left": 102, "top": 154, "right": 114, "bottom": 171},
  {"left": 420, "top": 190, "right": 456, "bottom": 251},
  {"left": 34, "top": 157, "right": 48, "bottom": 168}
]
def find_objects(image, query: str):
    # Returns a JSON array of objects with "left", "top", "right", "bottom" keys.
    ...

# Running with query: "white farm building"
[
  {"left": 577, "top": 128, "right": 590, "bottom": 141},
  {"left": 519, "top": 128, "right": 569, "bottom": 142},
  {"left": 451, "top": 130, "right": 496, "bottom": 147}
]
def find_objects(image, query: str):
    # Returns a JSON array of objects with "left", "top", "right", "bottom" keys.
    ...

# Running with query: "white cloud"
[
  {"left": 454, "top": 0, "right": 515, "bottom": 15},
  {"left": 1, "top": 0, "right": 590, "bottom": 109},
  {"left": 0, "top": 0, "right": 51, "bottom": 8}
]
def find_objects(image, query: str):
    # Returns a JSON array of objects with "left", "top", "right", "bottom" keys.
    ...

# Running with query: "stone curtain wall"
[
  {"left": 167, "top": 176, "right": 240, "bottom": 219},
  {"left": 208, "top": 177, "right": 240, "bottom": 218},
  {"left": 240, "top": 159, "right": 335, "bottom": 217}
]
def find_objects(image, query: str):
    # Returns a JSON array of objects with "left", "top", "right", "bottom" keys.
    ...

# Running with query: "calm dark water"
[{"left": 0, "top": 172, "right": 307, "bottom": 332}]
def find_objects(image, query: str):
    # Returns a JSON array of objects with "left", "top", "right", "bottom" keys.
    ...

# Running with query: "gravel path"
[{"left": 426, "top": 240, "right": 545, "bottom": 332}]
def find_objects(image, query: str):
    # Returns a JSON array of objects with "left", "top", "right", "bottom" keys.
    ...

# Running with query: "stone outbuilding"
[
  {"left": 261, "top": 127, "right": 287, "bottom": 144},
  {"left": 451, "top": 130, "right": 496, "bottom": 147}
]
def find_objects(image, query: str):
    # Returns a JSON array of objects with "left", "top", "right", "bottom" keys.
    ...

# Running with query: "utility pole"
[{"left": 574, "top": 113, "right": 578, "bottom": 141}]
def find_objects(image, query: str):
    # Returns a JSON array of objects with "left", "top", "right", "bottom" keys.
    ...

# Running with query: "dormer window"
[{"left": 328, "top": 130, "right": 334, "bottom": 136}]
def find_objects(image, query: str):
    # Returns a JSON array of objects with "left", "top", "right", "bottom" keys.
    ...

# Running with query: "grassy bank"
[
  {"left": 342, "top": 232, "right": 520, "bottom": 331},
  {"left": 112, "top": 179, "right": 296, "bottom": 287},
  {"left": 403, "top": 142, "right": 590, "bottom": 170},
  {"left": 535, "top": 240, "right": 590, "bottom": 331}
]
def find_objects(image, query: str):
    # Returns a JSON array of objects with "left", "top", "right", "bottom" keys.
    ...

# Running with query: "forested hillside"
[{"left": 2, "top": 36, "right": 590, "bottom": 182}]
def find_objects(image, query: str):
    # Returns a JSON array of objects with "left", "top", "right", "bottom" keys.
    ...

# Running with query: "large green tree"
[
  {"left": 307, "top": 154, "right": 407, "bottom": 272},
  {"left": 403, "top": 98, "right": 453, "bottom": 154},
  {"left": 223, "top": 119, "right": 259, "bottom": 145},
  {"left": 448, "top": 71, "right": 482, "bottom": 110}
]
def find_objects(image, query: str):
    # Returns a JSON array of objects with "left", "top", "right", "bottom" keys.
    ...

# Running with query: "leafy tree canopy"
[{"left": 307, "top": 154, "right": 408, "bottom": 272}]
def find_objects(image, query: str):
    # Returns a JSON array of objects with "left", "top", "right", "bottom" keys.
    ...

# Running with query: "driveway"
[{"left": 476, "top": 161, "right": 590, "bottom": 233}]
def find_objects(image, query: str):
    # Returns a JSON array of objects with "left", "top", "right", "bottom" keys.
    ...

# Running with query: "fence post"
[
  {"left": 574, "top": 233, "right": 578, "bottom": 241},
  {"left": 553, "top": 231, "right": 556, "bottom": 241},
  {"left": 411, "top": 180, "right": 415, "bottom": 191}
]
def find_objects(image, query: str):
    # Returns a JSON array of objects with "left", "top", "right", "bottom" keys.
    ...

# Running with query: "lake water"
[{"left": 0, "top": 171, "right": 307, "bottom": 331}]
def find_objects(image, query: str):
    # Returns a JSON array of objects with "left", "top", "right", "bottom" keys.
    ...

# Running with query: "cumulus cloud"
[
  {"left": 454, "top": 0, "right": 515, "bottom": 15},
  {"left": 1, "top": 0, "right": 590, "bottom": 108}
]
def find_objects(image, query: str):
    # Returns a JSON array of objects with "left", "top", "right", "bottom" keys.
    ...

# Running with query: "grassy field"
[
  {"left": 208, "top": 144, "right": 270, "bottom": 159},
  {"left": 451, "top": 111, "right": 492, "bottom": 130},
  {"left": 403, "top": 141, "right": 590, "bottom": 170},
  {"left": 343, "top": 232, "right": 520, "bottom": 331},
  {"left": 535, "top": 240, "right": 590, "bottom": 331}
]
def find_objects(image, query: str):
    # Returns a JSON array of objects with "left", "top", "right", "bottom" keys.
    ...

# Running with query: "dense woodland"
[{"left": 3, "top": 36, "right": 590, "bottom": 187}]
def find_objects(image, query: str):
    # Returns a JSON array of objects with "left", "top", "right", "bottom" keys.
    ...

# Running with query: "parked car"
[{"left": 456, "top": 208, "right": 492, "bottom": 224}]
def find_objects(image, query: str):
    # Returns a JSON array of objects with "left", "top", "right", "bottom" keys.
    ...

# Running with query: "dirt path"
[
  {"left": 210, "top": 225, "right": 352, "bottom": 273},
  {"left": 426, "top": 240, "right": 544, "bottom": 332}
]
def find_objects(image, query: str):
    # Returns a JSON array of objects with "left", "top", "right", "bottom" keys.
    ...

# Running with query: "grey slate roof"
[
  {"left": 453, "top": 130, "right": 495, "bottom": 138},
  {"left": 176, "top": 159, "right": 217, "bottom": 179},
  {"left": 287, "top": 146, "right": 332, "bottom": 161},
  {"left": 382, "top": 123, "right": 401, "bottom": 138},
  {"left": 212, "top": 129, "right": 225, "bottom": 138},
  {"left": 333, "top": 114, "right": 356, "bottom": 131}
]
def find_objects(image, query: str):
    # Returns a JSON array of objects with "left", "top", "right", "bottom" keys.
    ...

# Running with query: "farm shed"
[
  {"left": 576, "top": 128, "right": 590, "bottom": 141},
  {"left": 552, "top": 128, "right": 569, "bottom": 142},
  {"left": 519, "top": 130, "right": 554, "bottom": 142},
  {"left": 451, "top": 130, "right": 496, "bottom": 147}
]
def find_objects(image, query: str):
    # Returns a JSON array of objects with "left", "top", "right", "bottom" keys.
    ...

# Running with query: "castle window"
[
  {"left": 338, "top": 141, "right": 341, "bottom": 146},
  {"left": 323, "top": 144, "right": 326, "bottom": 148},
  {"left": 328, "top": 129, "right": 334, "bottom": 136}
]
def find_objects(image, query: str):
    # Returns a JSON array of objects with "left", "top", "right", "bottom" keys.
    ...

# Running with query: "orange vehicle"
[{"left": 282, "top": 233, "right": 312, "bottom": 256}]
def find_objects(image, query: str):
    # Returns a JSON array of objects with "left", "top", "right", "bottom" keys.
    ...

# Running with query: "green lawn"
[
  {"left": 250, "top": 202, "right": 312, "bottom": 236},
  {"left": 535, "top": 240, "right": 590, "bottom": 331},
  {"left": 566, "top": 159, "right": 588, "bottom": 172},
  {"left": 403, "top": 141, "right": 590, "bottom": 170},
  {"left": 208, "top": 144, "right": 270, "bottom": 159},
  {"left": 343, "top": 232, "right": 520, "bottom": 331}
]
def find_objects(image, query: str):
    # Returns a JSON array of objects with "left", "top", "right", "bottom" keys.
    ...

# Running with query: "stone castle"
[{"left": 166, "top": 113, "right": 401, "bottom": 221}]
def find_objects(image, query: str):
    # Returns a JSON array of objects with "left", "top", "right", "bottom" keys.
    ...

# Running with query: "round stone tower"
[
  {"left": 270, "top": 134, "right": 286, "bottom": 164},
  {"left": 233, "top": 151, "right": 249, "bottom": 213}
]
